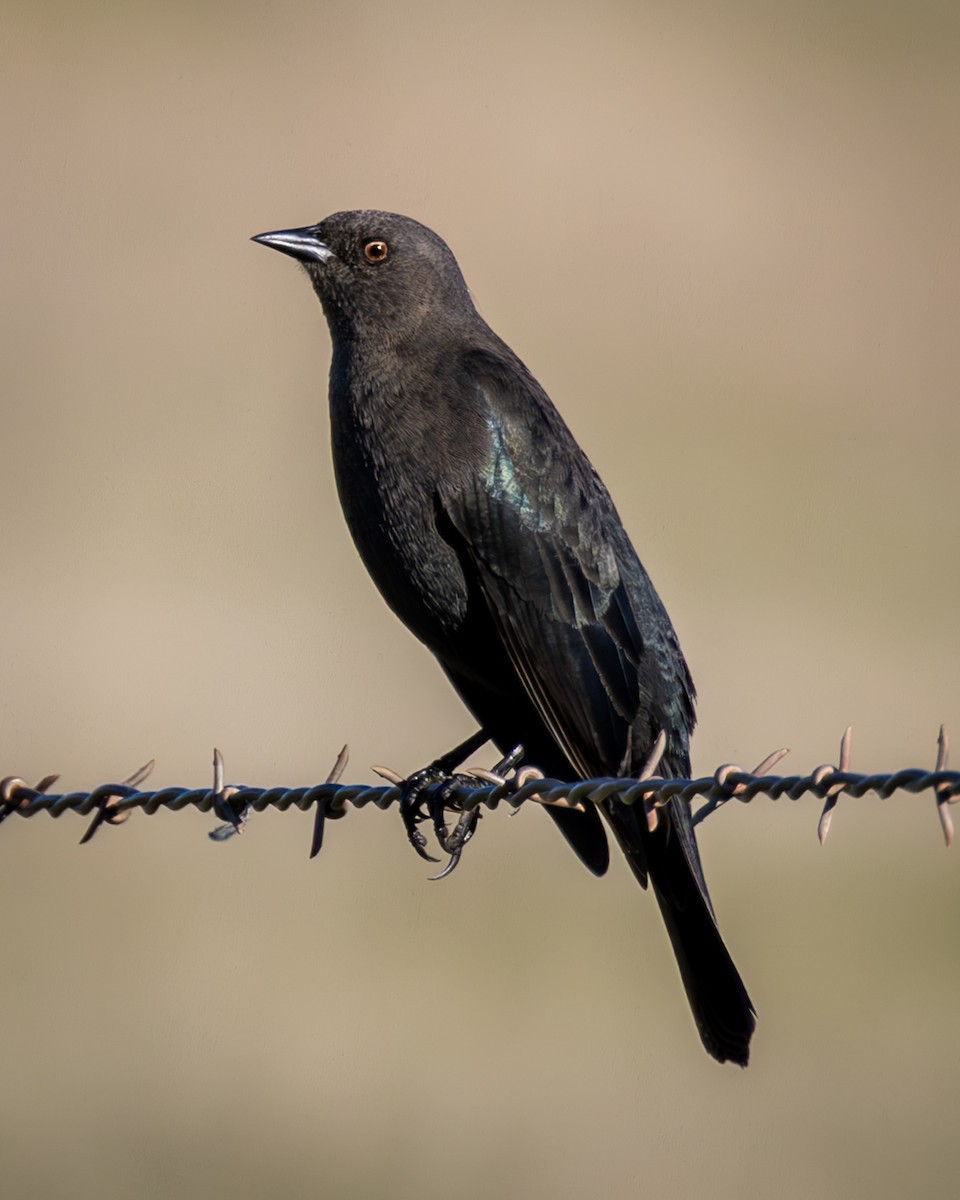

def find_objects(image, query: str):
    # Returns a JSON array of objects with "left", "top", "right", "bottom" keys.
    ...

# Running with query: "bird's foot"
[
  {"left": 392, "top": 738, "right": 524, "bottom": 879},
  {"left": 398, "top": 764, "right": 480, "bottom": 865},
  {"left": 388, "top": 728, "right": 489, "bottom": 865},
  {"left": 423, "top": 744, "right": 525, "bottom": 879}
]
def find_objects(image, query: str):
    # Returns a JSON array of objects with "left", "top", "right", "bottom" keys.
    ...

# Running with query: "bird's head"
[{"left": 252, "top": 210, "right": 476, "bottom": 342}]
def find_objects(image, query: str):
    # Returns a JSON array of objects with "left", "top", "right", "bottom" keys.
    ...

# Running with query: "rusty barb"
[{"left": 1, "top": 727, "right": 958, "bottom": 876}]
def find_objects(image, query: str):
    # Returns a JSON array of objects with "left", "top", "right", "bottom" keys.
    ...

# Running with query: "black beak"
[{"left": 251, "top": 226, "right": 334, "bottom": 264}]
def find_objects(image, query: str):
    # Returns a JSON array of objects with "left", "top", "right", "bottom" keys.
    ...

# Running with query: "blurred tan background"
[{"left": 2, "top": 2, "right": 958, "bottom": 1197}]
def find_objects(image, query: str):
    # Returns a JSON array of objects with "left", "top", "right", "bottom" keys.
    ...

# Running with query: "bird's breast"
[{"left": 327, "top": 377, "right": 474, "bottom": 652}]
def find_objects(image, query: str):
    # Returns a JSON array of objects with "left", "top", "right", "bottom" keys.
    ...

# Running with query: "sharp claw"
[
  {"left": 428, "top": 849, "right": 462, "bottom": 881},
  {"left": 428, "top": 805, "right": 480, "bottom": 879}
]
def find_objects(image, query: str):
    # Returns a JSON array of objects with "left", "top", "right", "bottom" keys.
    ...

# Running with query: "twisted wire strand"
[{"left": 1, "top": 726, "right": 957, "bottom": 851}]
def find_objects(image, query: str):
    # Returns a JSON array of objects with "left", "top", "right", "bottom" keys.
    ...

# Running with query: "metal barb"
[
  {"left": 636, "top": 728, "right": 667, "bottom": 832},
  {"left": 310, "top": 745, "right": 350, "bottom": 859},
  {"left": 752, "top": 748, "right": 791, "bottom": 776},
  {"left": 935, "top": 726, "right": 953, "bottom": 848},
  {"left": 79, "top": 788, "right": 128, "bottom": 845},
  {"left": 372, "top": 766, "right": 405, "bottom": 785},
  {"left": 209, "top": 748, "right": 245, "bottom": 834},
  {"left": 0, "top": 776, "right": 30, "bottom": 827},
  {"left": 817, "top": 726, "right": 852, "bottom": 846},
  {"left": 77, "top": 759, "right": 155, "bottom": 845},
  {"left": 124, "top": 761, "right": 155, "bottom": 790}
]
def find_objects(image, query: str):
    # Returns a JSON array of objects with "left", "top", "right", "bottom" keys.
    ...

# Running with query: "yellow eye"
[{"left": 362, "top": 239, "right": 389, "bottom": 263}]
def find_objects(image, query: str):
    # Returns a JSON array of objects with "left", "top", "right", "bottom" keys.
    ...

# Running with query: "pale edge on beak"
[{"left": 251, "top": 227, "right": 334, "bottom": 264}]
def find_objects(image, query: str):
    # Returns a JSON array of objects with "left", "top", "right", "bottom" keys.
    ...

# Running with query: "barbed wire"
[{"left": 1, "top": 726, "right": 957, "bottom": 874}]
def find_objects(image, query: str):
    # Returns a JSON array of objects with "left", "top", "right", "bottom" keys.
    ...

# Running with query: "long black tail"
[{"left": 605, "top": 797, "right": 756, "bottom": 1066}]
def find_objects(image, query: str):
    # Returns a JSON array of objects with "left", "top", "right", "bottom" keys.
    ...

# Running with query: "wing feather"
[{"left": 439, "top": 356, "right": 694, "bottom": 781}]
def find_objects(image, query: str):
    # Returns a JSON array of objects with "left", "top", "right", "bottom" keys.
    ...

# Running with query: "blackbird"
[{"left": 253, "top": 211, "right": 755, "bottom": 1065}]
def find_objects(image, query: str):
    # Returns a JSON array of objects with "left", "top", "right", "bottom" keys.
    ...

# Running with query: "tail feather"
[{"left": 606, "top": 798, "right": 756, "bottom": 1066}]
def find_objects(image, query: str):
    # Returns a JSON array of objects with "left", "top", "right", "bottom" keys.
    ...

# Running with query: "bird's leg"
[{"left": 398, "top": 728, "right": 490, "bottom": 862}]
